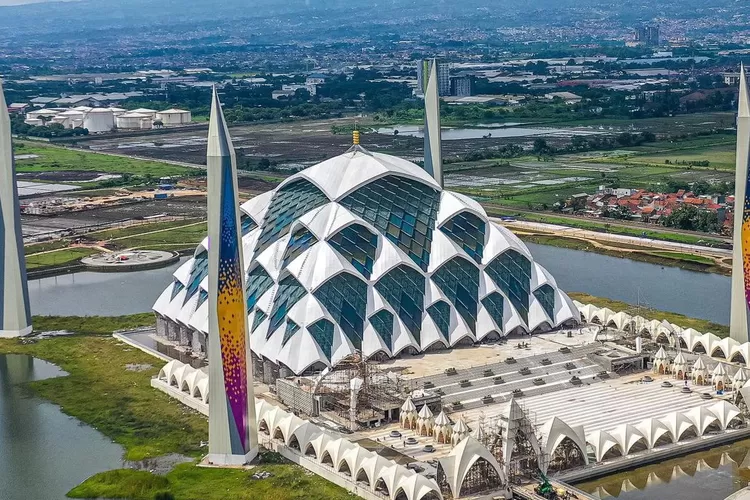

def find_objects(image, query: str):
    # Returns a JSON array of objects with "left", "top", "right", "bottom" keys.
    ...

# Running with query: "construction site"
[{"left": 237, "top": 312, "right": 750, "bottom": 499}]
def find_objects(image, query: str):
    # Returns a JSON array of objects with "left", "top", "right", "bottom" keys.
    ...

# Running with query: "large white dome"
[{"left": 153, "top": 147, "right": 579, "bottom": 375}]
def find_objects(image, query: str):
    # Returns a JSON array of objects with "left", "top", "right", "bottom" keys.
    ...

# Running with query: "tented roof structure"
[
  {"left": 154, "top": 145, "right": 579, "bottom": 374},
  {"left": 438, "top": 436, "right": 506, "bottom": 498}
]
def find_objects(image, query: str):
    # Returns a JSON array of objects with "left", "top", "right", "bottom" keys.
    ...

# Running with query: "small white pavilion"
[
  {"left": 692, "top": 357, "right": 709, "bottom": 385},
  {"left": 451, "top": 418, "right": 470, "bottom": 447},
  {"left": 672, "top": 351, "right": 688, "bottom": 380},
  {"left": 713, "top": 363, "right": 729, "bottom": 391},
  {"left": 400, "top": 397, "right": 418, "bottom": 430},
  {"left": 433, "top": 411, "right": 452, "bottom": 444},
  {"left": 417, "top": 405, "right": 435, "bottom": 437},
  {"left": 653, "top": 346, "right": 670, "bottom": 374}
]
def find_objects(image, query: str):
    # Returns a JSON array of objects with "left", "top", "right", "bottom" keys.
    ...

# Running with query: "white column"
[{"left": 0, "top": 79, "right": 32, "bottom": 338}]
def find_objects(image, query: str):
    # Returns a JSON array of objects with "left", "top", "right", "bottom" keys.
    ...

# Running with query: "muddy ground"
[
  {"left": 21, "top": 197, "right": 206, "bottom": 236},
  {"left": 77, "top": 118, "right": 555, "bottom": 167}
]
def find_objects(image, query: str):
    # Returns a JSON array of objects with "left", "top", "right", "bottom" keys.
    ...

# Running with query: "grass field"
[
  {"left": 25, "top": 247, "right": 97, "bottom": 269},
  {"left": 23, "top": 219, "right": 207, "bottom": 270},
  {"left": 15, "top": 141, "right": 195, "bottom": 177},
  {"left": 487, "top": 208, "right": 727, "bottom": 247},
  {"left": 568, "top": 292, "right": 729, "bottom": 336},
  {"left": 68, "top": 460, "right": 354, "bottom": 500},
  {"left": 0, "top": 316, "right": 352, "bottom": 500}
]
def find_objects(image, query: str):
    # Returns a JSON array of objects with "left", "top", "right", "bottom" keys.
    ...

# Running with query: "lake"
[
  {"left": 28, "top": 257, "right": 188, "bottom": 317},
  {"left": 375, "top": 124, "right": 603, "bottom": 140},
  {"left": 0, "top": 354, "right": 123, "bottom": 500},
  {"left": 26, "top": 245, "right": 730, "bottom": 326}
]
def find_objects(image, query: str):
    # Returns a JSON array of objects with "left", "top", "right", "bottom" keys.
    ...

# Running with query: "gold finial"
[{"left": 353, "top": 129, "right": 360, "bottom": 145}]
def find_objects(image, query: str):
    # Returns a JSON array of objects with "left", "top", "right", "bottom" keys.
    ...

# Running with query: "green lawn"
[
  {"left": 15, "top": 141, "right": 194, "bottom": 177},
  {"left": 487, "top": 208, "right": 726, "bottom": 247},
  {"left": 26, "top": 248, "right": 96, "bottom": 269},
  {"left": 628, "top": 144, "right": 736, "bottom": 171},
  {"left": 0, "top": 315, "right": 353, "bottom": 500},
  {"left": 23, "top": 219, "right": 207, "bottom": 270},
  {"left": 68, "top": 460, "right": 354, "bottom": 500},
  {"left": 0, "top": 324, "right": 207, "bottom": 461}
]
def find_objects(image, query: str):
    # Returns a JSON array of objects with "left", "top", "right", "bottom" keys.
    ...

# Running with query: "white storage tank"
[
  {"left": 24, "top": 118, "right": 43, "bottom": 126},
  {"left": 108, "top": 107, "right": 127, "bottom": 116},
  {"left": 156, "top": 108, "right": 191, "bottom": 126},
  {"left": 83, "top": 108, "right": 115, "bottom": 133},
  {"left": 130, "top": 108, "right": 157, "bottom": 119},
  {"left": 116, "top": 112, "right": 153, "bottom": 130}
]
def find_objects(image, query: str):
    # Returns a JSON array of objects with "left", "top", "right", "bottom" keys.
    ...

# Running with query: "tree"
[
  {"left": 532, "top": 138, "right": 549, "bottom": 155},
  {"left": 258, "top": 158, "right": 271, "bottom": 169}
]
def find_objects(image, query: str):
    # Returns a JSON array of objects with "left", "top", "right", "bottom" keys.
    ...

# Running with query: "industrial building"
[{"left": 25, "top": 106, "right": 191, "bottom": 132}]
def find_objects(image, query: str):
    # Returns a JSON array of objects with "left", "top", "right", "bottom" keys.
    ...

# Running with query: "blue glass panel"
[
  {"left": 170, "top": 280, "right": 185, "bottom": 300},
  {"left": 440, "top": 211, "right": 485, "bottom": 263},
  {"left": 374, "top": 265, "right": 425, "bottom": 343},
  {"left": 240, "top": 213, "right": 257, "bottom": 236},
  {"left": 308, "top": 319, "right": 335, "bottom": 362},
  {"left": 184, "top": 252, "right": 208, "bottom": 304},
  {"left": 426, "top": 300, "right": 451, "bottom": 342},
  {"left": 369, "top": 310, "right": 394, "bottom": 351},
  {"left": 481, "top": 292, "right": 504, "bottom": 330},
  {"left": 431, "top": 257, "right": 479, "bottom": 332},
  {"left": 245, "top": 266, "right": 274, "bottom": 310},
  {"left": 328, "top": 223, "right": 378, "bottom": 279},
  {"left": 196, "top": 289, "right": 209, "bottom": 308},
  {"left": 485, "top": 250, "right": 531, "bottom": 324},
  {"left": 282, "top": 320, "right": 300, "bottom": 346},
  {"left": 255, "top": 179, "right": 329, "bottom": 256},
  {"left": 533, "top": 284, "right": 556, "bottom": 321},
  {"left": 282, "top": 226, "right": 317, "bottom": 268},
  {"left": 314, "top": 272, "right": 367, "bottom": 350},
  {"left": 339, "top": 175, "right": 439, "bottom": 271},
  {"left": 268, "top": 275, "right": 306, "bottom": 337},
  {"left": 252, "top": 309, "right": 267, "bottom": 333}
]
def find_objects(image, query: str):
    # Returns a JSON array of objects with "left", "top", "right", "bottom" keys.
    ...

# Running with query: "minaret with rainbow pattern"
[
  {"left": 730, "top": 64, "right": 750, "bottom": 343},
  {"left": 0, "top": 79, "right": 32, "bottom": 338},
  {"left": 206, "top": 87, "right": 258, "bottom": 465}
]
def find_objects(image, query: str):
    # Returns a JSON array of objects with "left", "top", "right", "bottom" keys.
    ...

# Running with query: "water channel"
[
  {"left": 375, "top": 124, "right": 602, "bottom": 140},
  {"left": 0, "top": 354, "right": 123, "bottom": 500},
  {"left": 27, "top": 244, "right": 730, "bottom": 325}
]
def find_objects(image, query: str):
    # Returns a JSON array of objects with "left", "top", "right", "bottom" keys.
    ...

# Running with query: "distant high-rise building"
[
  {"left": 646, "top": 25, "right": 660, "bottom": 46},
  {"left": 450, "top": 76, "right": 473, "bottom": 97},
  {"left": 417, "top": 59, "right": 450, "bottom": 97},
  {"left": 633, "top": 25, "right": 660, "bottom": 46}
]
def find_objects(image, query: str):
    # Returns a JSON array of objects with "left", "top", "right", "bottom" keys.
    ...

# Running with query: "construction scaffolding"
[{"left": 278, "top": 354, "right": 407, "bottom": 430}]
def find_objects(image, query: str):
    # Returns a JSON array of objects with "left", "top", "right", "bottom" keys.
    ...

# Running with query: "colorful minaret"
[
  {"left": 421, "top": 59, "right": 444, "bottom": 187},
  {"left": 206, "top": 87, "right": 258, "bottom": 465},
  {"left": 730, "top": 64, "right": 750, "bottom": 343},
  {"left": 0, "top": 80, "right": 32, "bottom": 338}
]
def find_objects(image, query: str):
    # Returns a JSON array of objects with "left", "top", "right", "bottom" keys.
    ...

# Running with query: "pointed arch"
[
  {"left": 338, "top": 460, "right": 352, "bottom": 476},
  {"left": 304, "top": 443, "right": 317, "bottom": 459},
  {"left": 259, "top": 419, "right": 269, "bottom": 435},
  {"left": 355, "top": 468, "right": 371, "bottom": 487},
  {"left": 321, "top": 450, "right": 333, "bottom": 467},
  {"left": 288, "top": 434, "right": 301, "bottom": 452},
  {"left": 374, "top": 478, "right": 390, "bottom": 497}
]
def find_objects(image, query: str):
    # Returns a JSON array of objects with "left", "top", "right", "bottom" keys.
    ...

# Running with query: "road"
[
  {"left": 487, "top": 206, "right": 732, "bottom": 245},
  {"left": 495, "top": 219, "right": 732, "bottom": 258}
]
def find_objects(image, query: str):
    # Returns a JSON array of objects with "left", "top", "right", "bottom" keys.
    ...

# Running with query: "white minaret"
[
  {"left": 0, "top": 80, "right": 32, "bottom": 338},
  {"left": 422, "top": 59, "right": 443, "bottom": 187},
  {"left": 730, "top": 64, "right": 750, "bottom": 343},
  {"left": 206, "top": 87, "right": 258, "bottom": 465}
]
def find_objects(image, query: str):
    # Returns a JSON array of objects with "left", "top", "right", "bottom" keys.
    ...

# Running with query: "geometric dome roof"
[{"left": 154, "top": 146, "right": 580, "bottom": 375}]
